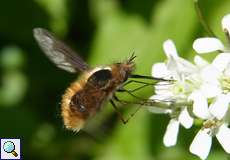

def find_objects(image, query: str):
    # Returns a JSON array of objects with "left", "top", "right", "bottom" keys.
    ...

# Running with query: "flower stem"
[
  {"left": 194, "top": 0, "right": 216, "bottom": 37},
  {"left": 224, "top": 28, "right": 230, "bottom": 48}
]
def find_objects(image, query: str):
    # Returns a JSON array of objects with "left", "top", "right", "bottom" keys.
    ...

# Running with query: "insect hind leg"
[{"left": 110, "top": 98, "right": 142, "bottom": 124}]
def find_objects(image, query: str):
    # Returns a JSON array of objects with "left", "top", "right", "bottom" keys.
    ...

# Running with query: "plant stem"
[{"left": 194, "top": 0, "right": 216, "bottom": 37}]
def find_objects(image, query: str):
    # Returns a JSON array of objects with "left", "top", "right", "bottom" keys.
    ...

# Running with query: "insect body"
[
  {"left": 61, "top": 63, "right": 134, "bottom": 132},
  {"left": 33, "top": 28, "right": 135, "bottom": 132}
]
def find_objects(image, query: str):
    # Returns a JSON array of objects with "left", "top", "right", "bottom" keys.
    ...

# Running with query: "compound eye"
[{"left": 87, "top": 69, "right": 112, "bottom": 88}]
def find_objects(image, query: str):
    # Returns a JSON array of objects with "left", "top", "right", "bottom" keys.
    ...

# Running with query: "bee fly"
[{"left": 33, "top": 28, "right": 163, "bottom": 132}]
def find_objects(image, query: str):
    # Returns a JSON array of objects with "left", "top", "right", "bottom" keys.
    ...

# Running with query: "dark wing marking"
[{"left": 33, "top": 28, "right": 90, "bottom": 73}]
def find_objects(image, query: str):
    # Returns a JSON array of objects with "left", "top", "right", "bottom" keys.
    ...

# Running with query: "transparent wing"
[{"left": 33, "top": 28, "right": 90, "bottom": 73}]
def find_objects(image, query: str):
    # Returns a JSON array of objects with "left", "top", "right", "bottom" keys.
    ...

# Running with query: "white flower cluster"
[{"left": 149, "top": 14, "right": 230, "bottom": 160}]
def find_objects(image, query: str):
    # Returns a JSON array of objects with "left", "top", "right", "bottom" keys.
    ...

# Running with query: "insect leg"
[
  {"left": 121, "top": 80, "right": 156, "bottom": 94},
  {"left": 113, "top": 94, "right": 151, "bottom": 106},
  {"left": 124, "top": 105, "right": 142, "bottom": 123},
  {"left": 130, "top": 74, "right": 169, "bottom": 81},
  {"left": 110, "top": 100, "right": 128, "bottom": 124},
  {"left": 123, "top": 79, "right": 155, "bottom": 86},
  {"left": 124, "top": 84, "right": 150, "bottom": 93},
  {"left": 113, "top": 95, "right": 129, "bottom": 105},
  {"left": 110, "top": 99, "right": 142, "bottom": 124},
  {"left": 117, "top": 89, "right": 148, "bottom": 101}
]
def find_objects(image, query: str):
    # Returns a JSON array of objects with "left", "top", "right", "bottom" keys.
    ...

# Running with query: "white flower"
[
  {"left": 194, "top": 55, "right": 209, "bottom": 67},
  {"left": 190, "top": 123, "right": 230, "bottom": 160},
  {"left": 149, "top": 13, "right": 230, "bottom": 160},
  {"left": 193, "top": 14, "right": 230, "bottom": 54},
  {"left": 151, "top": 39, "right": 198, "bottom": 105},
  {"left": 150, "top": 39, "right": 230, "bottom": 157},
  {"left": 189, "top": 129, "right": 212, "bottom": 160},
  {"left": 178, "top": 107, "right": 194, "bottom": 128},
  {"left": 151, "top": 40, "right": 225, "bottom": 121},
  {"left": 188, "top": 91, "right": 211, "bottom": 119},
  {"left": 209, "top": 93, "right": 230, "bottom": 120},
  {"left": 150, "top": 40, "right": 195, "bottom": 146},
  {"left": 189, "top": 55, "right": 230, "bottom": 159},
  {"left": 193, "top": 38, "right": 225, "bottom": 53},
  {"left": 190, "top": 54, "right": 230, "bottom": 120},
  {"left": 188, "top": 50, "right": 230, "bottom": 159},
  {"left": 153, "top": 40, "right": 223, "bottom": 120},
  {"left": 163, "top": 119, "right": 179, "bottom": 147},
  {"left": 163, "top": 108, "right": 193, "bottom": 147},
  {"left": 212, "top": 53, "right": 230, "bottom": 73},
  {"left": 208, "top": 53, "right": 230, "bottom": 120}
]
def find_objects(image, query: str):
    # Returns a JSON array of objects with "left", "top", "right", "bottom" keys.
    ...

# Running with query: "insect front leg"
[{"left": 121, "top": 79, "right": 161, "bottom": 94}]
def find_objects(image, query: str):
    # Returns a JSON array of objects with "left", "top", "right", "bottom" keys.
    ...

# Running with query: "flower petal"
[
  {"left": 212, "top": 53, "right": 230, "bottom": 72},
  {"left": 193, "top": 38, "right": 225, "bottom": 53},
  {"left": 152, "top": 63, "right": 170, "bottom": 78},
  {"left": 200, "top": 83, "right": 222, "bottom": 98},
  {"left": 149, "top": 95, "right": 172, "bottom": 113},
  {"left": 201, "top": 65, "right": 221, "bottom": 82},
  {"left": 189, "top": 91, "right": 211, "bottom": 119},
  {"left": 224, "top": 62, "right": 230, "bottom": 76},
  {"left": 154, "top": 82, "right": 173, "bottom": 96},
  {"left": 200, "top": 65, "right": 221, "bottom": 98},
  {"left": 222, "top": 14, "right": 230, "bottom": 33},
  {"left": 194, "top": 55, "right": 209, "bottom": 67},
  {"left": 148, "top": 106, "right": 171, "bottom": 114},
  {"left": 163, "top": 119, "right": 179, "bottom": 147},
  {"left": 189, "top": 129, "right": 212, "bottom": 160},
  {"left": 176, "top": 57, "right": 197, "bottom": 74},
  {"left": 166, "top": 57, "right": 180, "bottom": 79},
  {"left": 216, "top": 124, "right": 230, "bottom": 153},
  {"left": 163, "top": 39, "right": 178, "bottom": 59},
  {"left": 209, "top": 94, "right": 230, "bottom": 120},
  {"left": 178, "top": 107, "right": 194, "bottom": 129},
  {"left": 150, "top": 92, "right": 171, "bottom": 100}
]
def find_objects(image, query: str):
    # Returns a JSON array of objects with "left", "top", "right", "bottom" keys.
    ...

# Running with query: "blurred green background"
[{"left": 0, "top": 0, "right": 230, "bottom": 159}]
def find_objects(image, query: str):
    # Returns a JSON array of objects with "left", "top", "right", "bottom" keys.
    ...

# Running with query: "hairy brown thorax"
[{"left": 61, "top": 62, "right": 134, "bottom": 131}]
